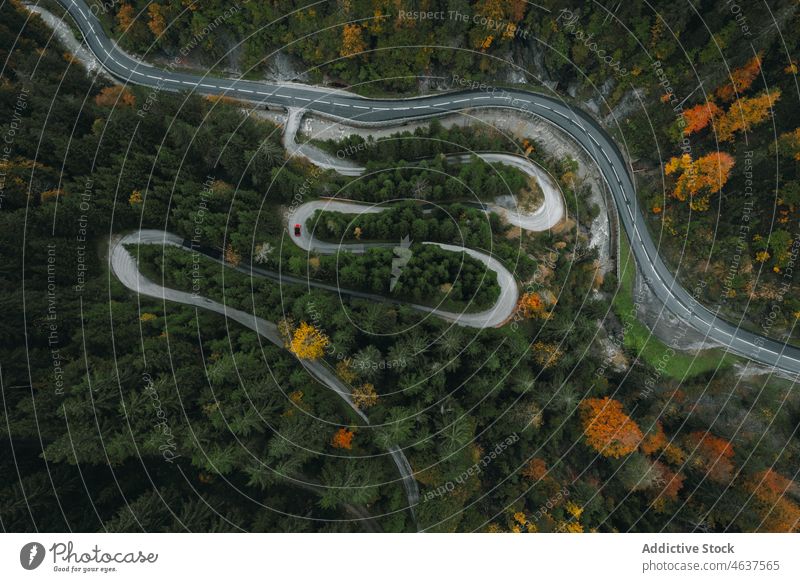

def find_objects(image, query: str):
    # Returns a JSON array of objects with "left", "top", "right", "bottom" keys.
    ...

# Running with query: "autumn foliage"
[
  {"left": 517, "top": 292, "right": 544, "bottom": 318},
  {"left": 716, "top": 89, "right": 781, "bottom": 142},
  {"left": 579, "top": 397, "right": 643, "bottom": 458},
  {"left": 682, "top": 102, "right": 721, "bottom": 135},
  {"left": 665, "top": 152, "right": 735, "bottom": 210},
  {"left": 777, "top": 127, "right": 800, "bottom": 161},
  {"left": 686, "top": 431, "right": 735, "bottom": 484},
  {"left": 147, "top": 4, "right": 167, "bottom": 37},
  {"left": 340, "top": 24, "right": 367, "bottom": 58},
  {"left": 716, "top": 53, "right": 762, "bottom": 102},
  {"left": 224, "top": 243, "right": 241, "bottom": 267},
  {"left": 129, "top": 190, "right": 143, "bottom": 205},
  {"left": 521, "top": 458, "right": 548, "bottom": 481},
  {"left": 331, "top": 428, "right": 354, "bottom": 450},
  {"left": 94, "top": 86, "right": 136, "bottom": 108},
  {"left": 352, "top": 383, "right": 378, "bottom": 409},
  {"left": 652, "top": 461, "right": 684, "bottom": 502},
  {"left": 335, "top": 359, "right": 357, "bottom": 384},
  {"left": 746, "top": 469, "right": 800, "bottom": 532},
  {"left": 640, "top": 422, "right": 668, "bottom": 455},
  {"left": 473, "top": 0, "right": 527, "bottom": 47},
  {"left": 531, "top": 341, "right": 563, "bottom": 369},
  {"left": 115, "top": 4, "right": 135, "bottom": 32},
  {"left": 40, "top": 189, "right": 63, "bottom": 203},
  {"left": 289, "top": 322, "right": 330, "bottom": 360}
]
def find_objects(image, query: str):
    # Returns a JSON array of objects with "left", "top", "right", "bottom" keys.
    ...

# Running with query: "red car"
[{"left": 294, "top": 223, "right": 302, "bottom": 236}]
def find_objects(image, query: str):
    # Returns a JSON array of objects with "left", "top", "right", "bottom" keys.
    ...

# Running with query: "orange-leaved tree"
[
  {"left": 640, "top": 421, "right": 668, "bottom": 455},
  {"left": 682, "top": 102, "right": 721, "bottom": 135},
  {"left": 147, "top": 2, "right": 167, "bottom": 38},
  {"left": 665, "top": 152, "right": 735, "bottom": 211},
  {"left": 224, "top": 243, "right": 241, "bottom": 267},
  {"left": 745, "top": 469, "right": 800, "bottom": 532},
  {"left": 115, "top": 4, "right": 135, "bottom": 32},
  {"left": 717, "top": 89, "right": 781, "bottom": 142},
  {"left": 686, "top": 431, "right": 735, "bottom": 484},
  {"left": 579, "top": 397, "right": 643, "bottom": 458},
  {"left": 147, "top": 3, "right": 167, "bottom": 37},
  {"left": 474, "top": 0, "right": 527, "bottom": 44},
  {"left": 94, "top": 86, "right": 136, "bottom": 108},
  {"left": 716, "top": 53, "right": 762, "bottom": 102},
  {"left": 517, "top": 291, "right": 544, "bottom": 318},
  {"left": 521, "top": 458, "right": 548, "bottom": 481},
  {"left": 331, "top": 428, "right": 354, "bottom": 449},
  {"left": 651, "top": 461, "right": 684, "bottom": 502},
  {"left": 341, "top": 24, "right": 367, "bottom": 58},
  {"left": 289, "top": 322, "right": 330, "bottom": 360}
]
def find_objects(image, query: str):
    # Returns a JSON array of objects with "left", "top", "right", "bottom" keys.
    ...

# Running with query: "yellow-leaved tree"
[
  {"left": 352, "top": 383, "right": 378, "bottom": 409},
  {"left": 532, "top": 341, "right": 563, "bottom": 369},
  {"left": 717, "top": 89, "right": 781, "bottom": 142},
  {"left": 777, "top": 127, "right": 800, "bottom": 161},
  {"left": 289, "top": 322, "right": 329, "bottom": 360},
  {"left": 664, "top": 152, "right": 735, "bottom": 211},
  {"left": 340, "top": 24, "right": 366, "bottom": 58}
]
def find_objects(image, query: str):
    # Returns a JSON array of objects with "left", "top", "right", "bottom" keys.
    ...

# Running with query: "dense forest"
[
  {"left": 92, "top": 0, "right": 790, "bottom": 102},
  {"left": 312, "top": 202, "right": 496, "bottom": 248},
  {"left": 90, "top": 0, "right": 800, "bottom": 340},
  {"left": 2, "top": 0, "right": 799, "bottom": 534}
]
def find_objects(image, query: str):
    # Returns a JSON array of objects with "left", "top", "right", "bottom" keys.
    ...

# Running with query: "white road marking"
[{"left": 56, "top": 2, "right": 800, "bottom": 373}]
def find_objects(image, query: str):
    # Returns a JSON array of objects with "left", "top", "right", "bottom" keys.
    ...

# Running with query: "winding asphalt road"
[
  {"left": 58, "top": 2, "right": 800, "bottom": 369},
  {"left": 285, "top": 124, "right": 566, "bottom": 232},
  {"left": 109, "top": 230, "right": 421, "bottom": 520},
  {"left": 287, "top": 199, "right": 518, "bottom": 327}
]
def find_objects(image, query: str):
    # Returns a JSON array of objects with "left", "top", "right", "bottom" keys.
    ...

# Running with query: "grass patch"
[{"left": 613, "top": 232, "right": 737, "bottom": 379}]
